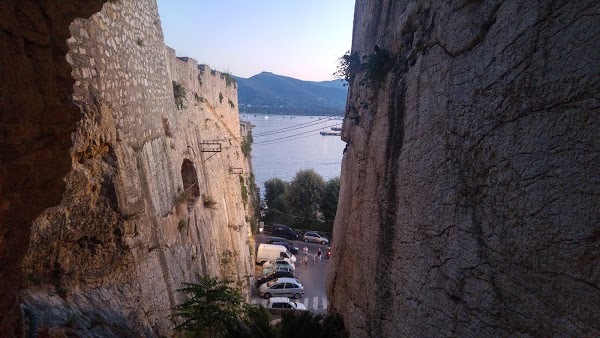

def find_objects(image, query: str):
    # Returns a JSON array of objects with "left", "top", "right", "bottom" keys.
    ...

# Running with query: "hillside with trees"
[{"left": 234, "top": 72, "right": 348, "bottom": 116}]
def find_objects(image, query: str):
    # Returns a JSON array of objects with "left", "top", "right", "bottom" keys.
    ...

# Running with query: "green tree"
[
  {"left": 264, "top": 178, "right": 289, "bottom": 208},
  {"left": 280, "top": 311, "right": 347, "bottom": 338},
  {"left": 172, "top": 274, "right": 245, "bottom": 337},
  {"left": 286, "top": 169, "right": 325, "bottom": 224},
  {"left": 321, "top": 177, "right": 340, "bottom": 224}
]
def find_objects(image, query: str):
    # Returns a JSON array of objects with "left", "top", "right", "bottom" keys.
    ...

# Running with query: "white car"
[
  {"left": 258, "top": 277, "right": 304, "bottom": 299},
  {"left": 266, "top": 297, "right": 307, "bottom": 311},
  {"left": 303, "top": 231, "right": 329, "bottom": 244},
  {"left": 262, "top": 259, "right": 295, "bottom": 273}
]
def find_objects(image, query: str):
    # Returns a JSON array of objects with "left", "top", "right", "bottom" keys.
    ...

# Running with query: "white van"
[{"left": 256, "top": 243, "right": 296, "bottom": 265}]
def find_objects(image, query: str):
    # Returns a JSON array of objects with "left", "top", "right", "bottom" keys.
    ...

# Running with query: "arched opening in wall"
[{"left": 181, "top": 159, "right": 201, "bottom": 203}]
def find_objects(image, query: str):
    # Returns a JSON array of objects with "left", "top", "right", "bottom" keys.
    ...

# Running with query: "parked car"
[
  {"left": 262, "top": 259, "right": 295, "bottom": 274},
  {"left": 255, "top": 243, "right": 295, "bottom": 265},
  {"left": 256, "top": 269, "right": 295, "bottom": 288},
  {"left": 258, "top": 277, "right": 304, "bottom": 299},
  {"left": 271, "top": 224, "right": 300, "bottom": 240},
  {"left": 266, "top": 236, "right": 300, "bottom": 254},
  {"left": 266, "top": 297, "right": 307, "bottom": 311},
  {"left": 272, "top": 241, "right": 299, "bottom": 255},
  {"left": 303, "top": 231, "right": 329, "bottom": 244},
  {"left": 262, "top": 265, "right": 294, "bottom": 276}
]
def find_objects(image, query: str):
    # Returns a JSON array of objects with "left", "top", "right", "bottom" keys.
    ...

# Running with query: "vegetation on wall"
[
  {"left": 194, "top": 92, "right": 206, "bottom": 105},
  {"left": 240, "top": 176, "right": 248, "bottom": 207},
  {"left": 228, "top": 98, "right": 235, "bottom": 109},
  {"left": 219, "top": 92, "right": 224, "bottom": 104},
  {"left": 334, "top": 47, "right": 392, "bottom": 88},
  {"left": 363, "top": 46, "right": 392, "bottom": 86},
  {"left": 177, "top": 219, "right": 188, "bottom": 231},
  {"left": 202, "top": 194, "right": 218, "bottom": 209},
  {"left": 173, "top": 81, "right": 187, "bottom": 110},
  {"left": 221, "top": 72, "right": 237, "bottom": 88},
  {"left": 241, "top": 130, "right": 253, "bottom": 158},
  {"left": 334, "top": 50, "right": 361, "bottom": 85}
]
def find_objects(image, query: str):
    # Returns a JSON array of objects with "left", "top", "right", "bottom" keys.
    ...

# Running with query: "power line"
[
  {"left": 253, "top": 116, "right": 340, "bottom": 137},
  {"left": 253, "top": 133, "right": 319, "bottom": 146},
  {"left": 253, "top": 122, "right": 342, "bottom": 145}
]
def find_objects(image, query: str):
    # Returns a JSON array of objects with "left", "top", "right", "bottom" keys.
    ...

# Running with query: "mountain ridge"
[{"left": 234, "top": 72, "right": 348, "bottom": 116}]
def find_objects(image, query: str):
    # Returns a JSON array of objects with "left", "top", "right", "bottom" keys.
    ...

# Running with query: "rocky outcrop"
[
  {"left": 16, "top": 0, "right": 254, "bottom": 336},
  {"left": 0, "top": 0, "right": 108, "bottom": 333},
  {"left": 328, "top": 1, "right": 599, "bottom": 336}
]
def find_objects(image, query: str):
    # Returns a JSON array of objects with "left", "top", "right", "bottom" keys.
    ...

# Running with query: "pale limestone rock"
[{"left": 328, "top": 1, "right": 600, "bottom": 337}]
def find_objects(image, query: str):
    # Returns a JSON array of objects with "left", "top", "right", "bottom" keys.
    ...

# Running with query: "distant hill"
[{"left": 234, "top": 72, "right": 348, "bottom": 116}]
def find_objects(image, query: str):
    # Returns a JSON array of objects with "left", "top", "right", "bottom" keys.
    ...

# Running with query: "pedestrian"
[{"left": 317, "top": 248, "right": 322, "bottom": 260}]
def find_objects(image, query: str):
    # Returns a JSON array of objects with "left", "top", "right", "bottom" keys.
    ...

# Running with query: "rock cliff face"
[
  {"left": 16, "top": 1, "right": 254, "bottom": 335},
  {"left": 0, "top": 0, "right": 107, "bottom": 332},
  {"left": 328, "top": 1, "right": 599, "bottom": 336}
]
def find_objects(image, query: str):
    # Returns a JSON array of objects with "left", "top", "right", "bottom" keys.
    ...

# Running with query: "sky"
[{"left": 156, "top": 0, "right": 355, "bottom": 82}]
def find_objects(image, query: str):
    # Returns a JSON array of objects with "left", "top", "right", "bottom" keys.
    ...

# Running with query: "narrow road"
[{"left": 251, "top": 234, "right": 330, "bottom": 313}]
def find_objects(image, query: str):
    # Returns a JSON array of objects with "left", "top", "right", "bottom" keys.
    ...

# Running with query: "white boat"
[{"left": 320, "top": 131, "right": 341, "bottom": 136}]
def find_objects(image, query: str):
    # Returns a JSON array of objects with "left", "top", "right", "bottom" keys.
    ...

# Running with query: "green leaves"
[
  {"left": 172, "top": 275, "right": 245, "bottom": 337},
  {"left": 173, "top": 81, "right": 187, "bottom": 110},
  {"left": 172, "top": 275, "right": 347, "bottom": 337},
  {"left": 286, "top": 169, "right": 325, "bottom": 223}
]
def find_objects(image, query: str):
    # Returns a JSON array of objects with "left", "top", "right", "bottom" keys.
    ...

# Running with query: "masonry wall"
[
  {"left": 19, "top": 1, "right": 254, "bottom": 336},
  {"left": 328, "top": 1, "right": 600, "bottom": 337}
]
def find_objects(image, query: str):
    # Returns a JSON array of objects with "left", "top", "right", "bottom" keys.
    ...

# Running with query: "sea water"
[{"left": 242, "top": 114, "right": 345, "bottom": 196}]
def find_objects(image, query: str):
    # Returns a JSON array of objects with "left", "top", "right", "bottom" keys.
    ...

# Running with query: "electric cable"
[
  {"left": 252, "top": 116, "right": 340, "bottom": 137},
  {"left": 253, "top": 122, "right": 342, "bottom": 145}
]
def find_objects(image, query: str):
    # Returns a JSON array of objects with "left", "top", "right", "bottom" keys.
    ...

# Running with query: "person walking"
[
  {"left": 302, "top": 246, "right": 309, "bottom": 266},
  {"left": 317, "top": 248, "right": 322, "bottom": 260}
]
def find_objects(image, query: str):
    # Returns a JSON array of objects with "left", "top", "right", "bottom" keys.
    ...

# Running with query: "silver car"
[
  {"left": 258, "top": 277, "right": 304, "bottom": 299},
  {"left": 303, "top": 231, "right": 329, "bottom": 244}
]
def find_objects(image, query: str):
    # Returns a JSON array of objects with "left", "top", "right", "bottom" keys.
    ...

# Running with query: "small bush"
[
  {"left": 241, "top": 131, "right": 253, "bottom": 158},
  {"left": 219, "top": 92, "right": 224, "bottom": 104},
  {"left": 203, "top": 194, "right": 218, "bottom": 209},
  {"left": 240, "top": 176, "right": 248, "bottom": 206},
  {"left": 228, "top": 98, "right": 235, "bottom": 109},
  {"left": 334, "top": 50, "right": 361, "bottom": 85},
  {"left": 173, "top": 81, "right": 187, "bottom": 110},
  {"left": 363, "top": 46, "right": 392, "bottom": 86},
  {"left": 194, "top": 92, "right": 206, "bottom": 105},
  {"left": 220, "top": 72, "right": 237, "bottom": 87},
  {"left": 176, "top": 189, "right": 194, "bottom": 204},
  {"left": 178, "top": 219, "right": 188, "bottom": 231}
]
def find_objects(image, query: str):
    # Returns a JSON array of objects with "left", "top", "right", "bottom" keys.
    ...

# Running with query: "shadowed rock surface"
[
  {"left": 327, "top": 1, "right": 599, "bottom": 336},
  {"left": 0, "top": 0, "right": 107, "bottom": 333}
]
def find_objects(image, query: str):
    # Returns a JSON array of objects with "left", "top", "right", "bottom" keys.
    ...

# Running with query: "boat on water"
[
  {"left": 320, "top": 131, "right": 341, "bottom": 136},
  {"left": 330, "top": 127, "right": 342, "bottom": 131}
]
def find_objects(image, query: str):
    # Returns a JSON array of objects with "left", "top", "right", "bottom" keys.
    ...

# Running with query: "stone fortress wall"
[{"left": 19, "top": 0, "right": 254, "bottom": 336}]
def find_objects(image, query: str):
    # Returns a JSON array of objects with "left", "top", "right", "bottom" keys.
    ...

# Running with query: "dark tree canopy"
[
  {"left": 321, "top": 176, "right": 340, "bottom": 223},
  {"left": 286, "top": 169, "right": 325, "bottom": 222},
  {"left": 264, "top": 178, "right": 289, "bottom": 208}
]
